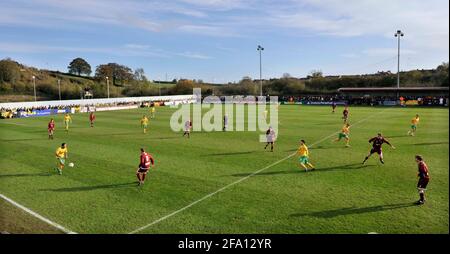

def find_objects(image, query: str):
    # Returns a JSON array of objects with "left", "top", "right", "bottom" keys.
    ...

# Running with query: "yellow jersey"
[
  {"left": 141, "top": 117, "right": 149, "bottom": 125},
  {"left": 64, "top": 115, "right": 72, "bottom": 122},
  {"left": 297, "top": 144, "right": 309, "bottom": 157},
  {"left": 55, "top": 147, "right": 68, "bottom": 158},
  {"left": 411, "top": 117, "right": 420, "bottom": 125},
  {"left": 342, "top": 126, "right": 350, "bottom": 134},
  {"left": 151, "top": 107, "right": 155, "bottom": 113}
]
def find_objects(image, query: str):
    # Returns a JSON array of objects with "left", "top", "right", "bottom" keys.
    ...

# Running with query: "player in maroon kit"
[
  {"left": 48, "top": 118, "right": 55, "bottom": 139},
  {"left": 342, "top": 106, "right": 349, "bottom": 123},
  {"left": 136, "top": 148, "right": 155, "bottom": 186},
  {"left": 362, "top": 133, "right": 395, "bottom": 164},
  {"left": 415, "top": 155, "right": 430, "bottom": 205},
  {"left": 89, "top": 112, "right": 96, "bottom": 127}
]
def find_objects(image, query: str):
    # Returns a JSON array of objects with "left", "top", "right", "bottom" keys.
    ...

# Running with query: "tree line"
[{"left": 0, "top": 57, "right": 448, "bottom": 101}]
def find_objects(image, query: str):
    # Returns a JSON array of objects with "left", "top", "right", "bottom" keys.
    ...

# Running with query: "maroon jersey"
[
  {"left": 140, "top": 152, "right": 154, "bottom": 169},
  {"left": 48, "top": 122, "right": 55, "bottom": 130},
  {"left": 418, "top": 161, "right": 430, "bottom": 179},
  {"left": 89, "top": 113, "right": 96, "bottom": 121},
  {"left": 369, "top": 136, "right": 390, "bottom": 149},
  {"left": 343, "top": 109, "right": 348, "bottom": 116}
]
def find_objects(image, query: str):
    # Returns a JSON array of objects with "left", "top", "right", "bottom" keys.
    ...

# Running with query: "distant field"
[{"left": 0, "top": 105, "right": 448, "bottom": 234}]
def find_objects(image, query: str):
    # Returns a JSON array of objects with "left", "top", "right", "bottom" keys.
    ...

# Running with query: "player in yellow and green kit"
[
  {"left": 141, "top": 115, "right": 149, "bottom": 133},
  {"left": 408, "top": 114, "right": 420, "bottom": 136},
  {"left": 150, "top": 105, "right": 156, "bottom": 119},
  {"left": 297, "top": 139, "right": 315, "bottom": 171},
  {"left": 63, "top": 113, "right": 72, "bottom": 133},
  {"left": 334, "top": 123, "right": 350, "bottom": 147},
  {"left": 55, "top": 143, "right": 68, "bottom": 175}
]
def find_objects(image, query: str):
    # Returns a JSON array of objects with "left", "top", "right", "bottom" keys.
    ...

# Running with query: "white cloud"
[
  {"left": 177, "top": 0, "right": 248, "bottom": 10},
  {"left": 177, "top": 24, "right": 238, "bottom": 37},
  {"left": 177, "top": 51, "right": 212, "bottom": 59},
  {"left": 124, "top": 44, "right": 152, "bottom": 50},
  {"left": 0, "top": 42, "right": 170, "bottom": 58},
  {"left": 266, "top": 0, "right": 449, "bottom": 52}
]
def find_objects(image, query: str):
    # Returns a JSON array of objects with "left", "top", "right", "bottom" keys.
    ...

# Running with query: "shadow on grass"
[
  {"left": 285, "top": 145, "right": 340, "bottom": 152},
  {"left": 148, "top": 136, "right": 180, "bottom": 140},
  {"left": 229, "top": 163, "right": 374, "bottom": 177},
  {"left": 413, "top": 142, "right": 449, "bottom": 146},
  {"left": 0, "top": 173, "right": 52, "bottom": 178},
  {"left": 384, "top": 135, "right": 411, "bottom": 139},
  {"left": 290, "top": 202, "right": 416, "bottom": 218},
  {"left": 39, "top": 182, "right": 136, "bottom": 192}
]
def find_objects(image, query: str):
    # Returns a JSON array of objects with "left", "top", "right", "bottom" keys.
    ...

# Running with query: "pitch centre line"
[
  {"left": 0, "top": 193, "right": 77, "bottom": 234},
  {"left": 128, "top": 108, "right": 388, "bottom": 234}
]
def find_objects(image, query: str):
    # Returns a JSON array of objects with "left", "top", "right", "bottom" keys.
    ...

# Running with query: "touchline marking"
[
  {"left": 0, "top": 193, "right": 77, "bottom": 234},
  {"left": 128, "top": 108, "right": 388, "bottom": 234}
]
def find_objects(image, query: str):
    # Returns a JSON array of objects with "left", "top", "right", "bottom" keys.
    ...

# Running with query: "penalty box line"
[
  {"left": 0, "top": 193, "right": 77, "bottom": 234},
  {"left": 128, "top": 108, "right": 388, "bottom": 234}
]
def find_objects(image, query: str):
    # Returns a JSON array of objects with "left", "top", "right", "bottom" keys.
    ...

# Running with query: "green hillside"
[{"left": 0, "top": 59, "right": 176, "bottom": 102}]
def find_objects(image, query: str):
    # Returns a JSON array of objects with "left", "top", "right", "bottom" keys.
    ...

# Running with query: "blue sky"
[{"left": 0, "top": 0, "right": 448, "bottom": 83}]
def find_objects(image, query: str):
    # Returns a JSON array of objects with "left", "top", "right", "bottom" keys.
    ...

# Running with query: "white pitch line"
[
  {"left": 0, "top": 193, "right": 77, "bottom": 234},
  {"left": 128, "top": 108, "right": 388, "bottom": 234}
]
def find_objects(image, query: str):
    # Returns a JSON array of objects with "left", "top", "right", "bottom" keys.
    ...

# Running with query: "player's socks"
[
  {"left": 136, "top": 173, "right": 141, "bottom": 182},
  {"left": 380, "top": 159, "right": 384, "bottom": 164},
  {"left": 362, "top": 157, "right": 368, "bottom": 164}
]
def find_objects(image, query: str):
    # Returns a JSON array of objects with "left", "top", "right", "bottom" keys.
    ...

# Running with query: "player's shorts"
[
  {"left": 411, "top": 124, "right": 417, "bottom": 129},
  {"left": 417, "top": 177, "right": 429, "bottom": 189},
  {"left": 338, "top": 133, "right": 348, "bottom": 139},
  {"left": 142, "top": 124, "right": 148, "bottom": 128},
  {"left": 370, "top": 147, "right": 382, "bottom": 155},
  {"left": 64, "top": 121, "right": 70, "bottom": 127},
  {"left": 298, "top": 156, "right": 309, "bottom": 164},
  {"left": 57, "top": 157, "right": 65, "bottom": 166},
  {"left": 48, "top": 128, "right": 54, "bottom": 133},
  {"left": 138, "top": 167, "right": 149, "bottom": 173}
]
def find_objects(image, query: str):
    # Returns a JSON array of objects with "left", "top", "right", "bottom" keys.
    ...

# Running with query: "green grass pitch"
[{"left": 0, "top": 105, "right": 448, "bottom": 234}]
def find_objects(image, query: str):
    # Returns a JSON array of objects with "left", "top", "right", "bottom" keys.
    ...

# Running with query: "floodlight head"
[{"left": 395, "top": 30, "right": 404, "bottom": 37}]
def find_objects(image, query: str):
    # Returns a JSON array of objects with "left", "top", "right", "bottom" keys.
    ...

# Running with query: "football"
[{"left": 68, "top": 162, "right": 74, "bottom": 167}]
